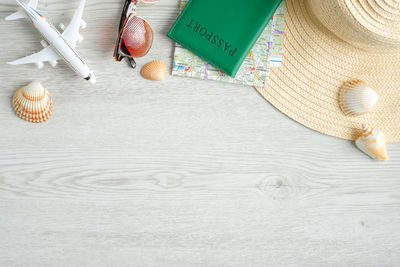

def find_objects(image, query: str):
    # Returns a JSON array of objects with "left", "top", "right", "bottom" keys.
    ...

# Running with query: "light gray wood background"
[{"left": 0, "top": 0, "right": 399, "bottom": 266}]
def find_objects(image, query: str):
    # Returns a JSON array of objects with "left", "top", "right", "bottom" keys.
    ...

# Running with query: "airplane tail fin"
[
  {"left": 5, "top": 0, "right": 38, "bottom": 21},
  {"left": 5, "top": 10, "right": 26, "bottom": 20}
]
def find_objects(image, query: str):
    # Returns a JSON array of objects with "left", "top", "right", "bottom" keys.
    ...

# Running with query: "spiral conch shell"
[
  {"left": 141, "top": 60, "right": 166, "bottom": 81},
  {"left": 13, "top": 81, "right": 52, "bottom": 123},
  {"left": 355, "top": 124, "right": 388, "bottom": 161},
  {"left": 339, "top": 80, "right": 378, "bottom": 116}
]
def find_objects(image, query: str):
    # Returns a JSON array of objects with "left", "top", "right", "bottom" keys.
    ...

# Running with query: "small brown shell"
[
  {"left": 141, "top": 60, "right": 166, "bottom": 81},
  {"left": 355, "top": 124, "right": 388, "bottom": 161},
  {"left": 13, "top": 81, "right": 52, "bottom": 123}
]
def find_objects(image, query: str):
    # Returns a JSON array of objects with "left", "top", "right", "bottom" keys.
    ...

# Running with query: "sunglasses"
[{"left": 113, "top": 0, "right": 159, "bottom": 69}]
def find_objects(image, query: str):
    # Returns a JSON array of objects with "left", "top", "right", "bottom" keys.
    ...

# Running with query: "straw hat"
[{"left": 255, "top": 0, "right": 400, "bottom": 142}]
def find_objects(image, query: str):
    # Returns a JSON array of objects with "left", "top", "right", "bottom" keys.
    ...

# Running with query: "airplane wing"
[
  {"left": 61, "top": 0, "right": 86, "bottom": 48},
  {"left": 7, "top": 46, "right": 60, "bottom": 68}
]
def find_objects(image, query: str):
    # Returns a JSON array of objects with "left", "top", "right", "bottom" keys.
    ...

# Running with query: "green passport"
[{"left": 167, "top": 0, "right": 283, "bottom": 77}]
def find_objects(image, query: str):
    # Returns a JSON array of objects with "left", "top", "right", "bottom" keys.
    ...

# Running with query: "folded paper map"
[{"left": 171, "top": 0, "right": 286, "bottom": 87}]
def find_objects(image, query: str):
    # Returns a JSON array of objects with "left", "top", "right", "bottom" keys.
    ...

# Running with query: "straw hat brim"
[{"left": 255, "top": 0, "right": 400, "bottom": 143}]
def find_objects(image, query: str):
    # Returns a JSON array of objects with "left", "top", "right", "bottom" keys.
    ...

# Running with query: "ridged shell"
[
  {"left": 355, "top": 124, "right": 388, "bottom": 161},
  {"left": 339, "top": 80, "right": 378, "bottom": 116},
  {"left": 141, "top": 60, "right": 166, "bottom": 81},
  {"left": 13, "top": 81, "right": 52, "bottom": 123}
]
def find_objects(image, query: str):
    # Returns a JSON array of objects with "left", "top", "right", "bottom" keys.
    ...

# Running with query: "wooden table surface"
[{"left": 1, "top": 0, "right": 400, "bottom": 266}]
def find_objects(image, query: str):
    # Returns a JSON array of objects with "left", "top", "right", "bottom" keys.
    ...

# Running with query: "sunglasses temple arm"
[{"left": 128, "top": 58, "right": 137, "bottom": 69}]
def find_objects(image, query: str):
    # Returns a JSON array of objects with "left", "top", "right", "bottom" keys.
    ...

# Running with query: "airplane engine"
[
  {"left": 49, "top": 60, "right": 58, "bottom": 67},
  {"left": 35, "top": 62, "right": 44, "bottom": 68},
  {"left": 80, "top": 19, "right": 87, "bottom": 29},
  {"left": 77, "top": 34, "right": 84, "bottom": 43}
]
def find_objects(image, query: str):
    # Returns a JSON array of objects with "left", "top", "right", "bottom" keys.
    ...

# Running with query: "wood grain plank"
[{"left": 0, "top": 0, "right": 400, "bottom": 266}]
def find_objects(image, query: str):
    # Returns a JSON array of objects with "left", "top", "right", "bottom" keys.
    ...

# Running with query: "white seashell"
[
  {"left": 13, "top": 81, "right": 52, "bottom": 123},
  {"left": 355, "top": 124, "right": 388, "bottom": 161},
  {"left": 339, "top": 80, "right": 378, "bottom": 116},
  {"left": 141, "top": 60, "right": 166, "bottom": 81}
]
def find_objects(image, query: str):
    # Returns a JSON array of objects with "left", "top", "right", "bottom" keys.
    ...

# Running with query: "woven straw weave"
[{"left": 256, "top": 0, "right": 400, "bottom": 142}]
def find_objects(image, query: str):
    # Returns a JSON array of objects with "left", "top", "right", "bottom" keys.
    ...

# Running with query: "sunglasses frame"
[{"left": 113, "top": 0, "right": 154, "bottom": 69}]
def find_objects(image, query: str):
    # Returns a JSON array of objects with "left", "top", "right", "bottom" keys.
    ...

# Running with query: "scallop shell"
[
  {"left": 141, "top": 60, "right": 166, "bottom": 81},
  {"left": 13, "top": 81, "right": 52, "bottom": 123},
  {"left": 355, "top": 124, "right": 388, "bottom": 161},
  {"left": 339, "top": 80, "right": 378, "bottom": 116}
]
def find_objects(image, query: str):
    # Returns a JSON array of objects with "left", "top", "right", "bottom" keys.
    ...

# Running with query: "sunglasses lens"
[{"left": 120, "top": 16, "right": 153, "bottom": 58}]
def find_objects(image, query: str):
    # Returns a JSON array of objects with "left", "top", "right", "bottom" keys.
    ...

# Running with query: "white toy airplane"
[{"left": 5, "top": 0, "right": 96, "bottom": 83}]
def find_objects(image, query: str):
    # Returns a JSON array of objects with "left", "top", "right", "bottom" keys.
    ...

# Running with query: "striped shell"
[
  {"left": 339, "top": 80, "right": 378, "bottom": 116},
  {"left": 141, "top": 60, "right": 166, "bottom": 81},
  {"left": 355, "top": 124, "right": 388, "bottom": 161},
  {"left": 13, "top": 81, "right": 52, "bottom": 123}
]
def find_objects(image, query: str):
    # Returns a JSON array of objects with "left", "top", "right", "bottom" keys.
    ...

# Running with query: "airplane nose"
[
  {"left": 89, "top": 74, "right": 96, "bottom": 84},
  {"left": 85, "top": 72, "right": 96, "bottom": 84}
]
